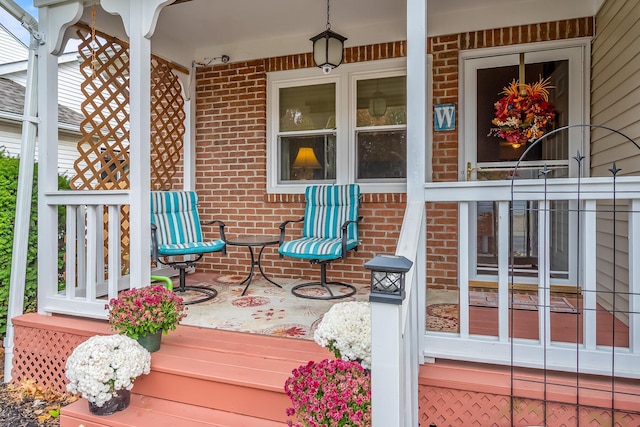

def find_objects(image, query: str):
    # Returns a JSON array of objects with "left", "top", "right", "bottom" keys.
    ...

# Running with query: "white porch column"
[
  {"left": 180, "top": 73, "right": 197, "bottom": 191},
  {"left": 406, "top": 0, "right": 427, "bottom": 198},
  {"left": 370, "top": 0, "right": 428, "bottom": 425},
  {"left": 101, "top": 0, "right": 172, "bottom": 288},
  {"left": 1, "top": 0, "right": 40, "bottom": 382}
]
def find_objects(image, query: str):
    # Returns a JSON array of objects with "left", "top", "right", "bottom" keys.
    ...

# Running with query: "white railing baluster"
[
  {"left": 96, "top": 204, "right": 106, "bottom": 285},
  {"left": 76, "top": 205, "right": 86, "bottom": 294},
  {"left": 538, "top": 200, "right": 551, "bottom": 346},
  {"left": 65, "top": 205, "right": 77, "bottom": 299},
  {"left": 583, "top": 200, "right": 597, "bottom": 350},
  {"left": 85, "top": 205, "right": 99, "bottom": 301},
  {"left": 107, "top": 204, "right": 122, "bottom": 301},
  {"left": 629, "top": 199, "right": 640, "bottom": 353},
  {"left": 498, "top": 201, "right": 509, "bottom": 341},
  {"left": 459, "top": 201, "right": 470, "bottom": 338}
]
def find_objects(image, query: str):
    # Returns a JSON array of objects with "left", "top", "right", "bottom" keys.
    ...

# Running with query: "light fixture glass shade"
[
  {"left": 368, "top": 91, "right": 387, "bottom": 117},
  {"left": 292, "top": 147, "right": 322, "bottom": 169},
  {"left": 364, "top": 255, "right": 413, "bottom": 304},
  {"left": 311, "top": 29, "right": 347, "bottom": 72}
]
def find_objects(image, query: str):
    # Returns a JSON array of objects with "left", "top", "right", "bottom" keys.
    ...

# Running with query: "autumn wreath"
[{"left": 488, "top": 77, "right": 556, "bottom": 148}]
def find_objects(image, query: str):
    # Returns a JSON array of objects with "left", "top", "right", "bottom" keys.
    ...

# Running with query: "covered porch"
[{"left": 4, "top": 0, "right": 640, "bottom": 425}]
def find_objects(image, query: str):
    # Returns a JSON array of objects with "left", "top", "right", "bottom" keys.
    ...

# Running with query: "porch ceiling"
[{"left": 76, "top": 0, "right": 603, "bottom": 70}]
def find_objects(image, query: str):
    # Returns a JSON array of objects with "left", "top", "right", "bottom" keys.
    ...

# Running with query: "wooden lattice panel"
[
  {"left": 72, "top": 25, "right": 130, "bottom": 191},
  {"left": 11, "top": 325, "right": 87, "bottom": 393},
  {"left": 68, "top": 25, "right": 186, "bottom": 274},
  {"left": 151, "top": 59, "right": 185, "bottom": 190}
]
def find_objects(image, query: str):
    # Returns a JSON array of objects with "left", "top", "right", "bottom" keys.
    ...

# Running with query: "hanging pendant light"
[
  {"left": 368, "top": 79, "right": 387, "bottom": 118},
  {"left": 310, "top": 0, "right": 347, "bottom": 74}
]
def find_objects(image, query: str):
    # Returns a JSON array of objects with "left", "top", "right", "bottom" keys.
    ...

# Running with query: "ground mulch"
[{"left": 0, "top": 348, "right": 76, "bottom": 427}]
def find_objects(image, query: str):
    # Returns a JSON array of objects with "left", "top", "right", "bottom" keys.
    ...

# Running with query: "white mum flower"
[
  {"left": 65, "top": 335, "right": 152, "bottom": 407},
  {"left": 314, "top": 301, "right": 371, "bottom": 369}
]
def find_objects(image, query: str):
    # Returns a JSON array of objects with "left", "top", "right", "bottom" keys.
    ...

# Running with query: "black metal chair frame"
[
  {"left": 279, "top": 215, "right": 362, "bottom": 300},
  {"left": 151, "top": 219, "right": 226, "bottom": 305}
]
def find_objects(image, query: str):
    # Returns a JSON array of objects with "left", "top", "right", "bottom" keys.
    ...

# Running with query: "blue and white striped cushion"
[
  {"left": 150, "top": 191, "right": 225, "bottom": 256},
  {"left": 157, "top": 240, "right": 225, "bottom": 256},
  {"left": 279, "top": 237, "right": 359, "bottom": 260},
  {"left": 302, "top": 184, "right": 360, "bottom": 240},
  {"left": 279, "top": 184, "right": 360, "bottom": 261}
]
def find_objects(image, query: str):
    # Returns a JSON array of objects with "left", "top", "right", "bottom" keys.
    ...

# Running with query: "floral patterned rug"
[
  {"left": 426, "top": 304, "right": 459, "bottom": 333},
  {"left": 175, "top": 274, "right": 370, "bottom": 340}
]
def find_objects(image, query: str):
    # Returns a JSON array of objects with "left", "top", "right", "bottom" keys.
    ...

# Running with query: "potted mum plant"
[
  {"left": 313, "top": 301, "right": 371, "bottom": 369},
  {"left": 106, "top": 285, "right": 187, "bottom": 352},
  {"left": 65, "top": 334, "right": 151, "bottom": 415},
  {"left": 285, "top": 359, "right": 371, "bottom": 427}
]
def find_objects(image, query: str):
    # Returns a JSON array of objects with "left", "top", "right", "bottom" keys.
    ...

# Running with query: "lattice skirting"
[
  {"left": 420, "top": 384, "right": 640, "bottom": 426},
  {"left": 10, "top": 314, "right": 112, "bottom": 393}
]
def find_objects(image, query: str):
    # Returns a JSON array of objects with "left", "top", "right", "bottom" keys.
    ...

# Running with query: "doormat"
[{"left": 469, "top": 291, "right": 578, "bottom": 313}]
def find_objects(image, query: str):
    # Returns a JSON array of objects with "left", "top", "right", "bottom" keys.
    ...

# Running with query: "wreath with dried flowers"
[{"left": 488, "top": 76, "right": 556, "bottom": 148}]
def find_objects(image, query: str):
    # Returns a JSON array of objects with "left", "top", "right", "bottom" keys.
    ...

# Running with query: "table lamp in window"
[{"left": 292, "top": 147, "right": 322, "bottom": 180}]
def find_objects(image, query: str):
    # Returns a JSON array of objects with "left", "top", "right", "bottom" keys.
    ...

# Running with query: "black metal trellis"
[{"left": 508, "top": 124, "right": 640, "bottom": 426}]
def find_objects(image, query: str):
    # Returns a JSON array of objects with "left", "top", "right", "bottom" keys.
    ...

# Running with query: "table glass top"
[{"left": 226, "top": 235, "right": 280, "bottom": 246}]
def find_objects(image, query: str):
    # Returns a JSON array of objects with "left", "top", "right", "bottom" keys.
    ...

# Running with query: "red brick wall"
[
  {"left": 192, "top": 18, "right": 593, "bottom": 290},
  {"left": 194, "top": 43, "right": 406, "bottom": 286}
]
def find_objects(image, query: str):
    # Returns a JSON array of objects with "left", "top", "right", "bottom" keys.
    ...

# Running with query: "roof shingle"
[{"left": 0, "top": 77, "right": 84, "bottom": 127}]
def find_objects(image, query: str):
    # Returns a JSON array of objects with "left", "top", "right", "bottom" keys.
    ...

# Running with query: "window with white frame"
[{"left": 267, "top": 59, "right": 407, "bottom": 193}]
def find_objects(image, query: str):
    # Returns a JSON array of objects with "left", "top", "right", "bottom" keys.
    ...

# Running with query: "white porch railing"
[
  {"left": 370, "top": 201, "right": 425, "bottom": 426},
  {"left": 423, "top": 176, "right": 640, "bottom": 379},
  {"left": 39, "top": 190, "right": 131, "bottom": 319}
]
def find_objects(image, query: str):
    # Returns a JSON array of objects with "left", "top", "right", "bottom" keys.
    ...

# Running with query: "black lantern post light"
[
  {"left": 310, "top": 0, "right": 347, "bottom": 74},
  {"left": 364, "top": 255, "right": 413, "bottom": 304}
]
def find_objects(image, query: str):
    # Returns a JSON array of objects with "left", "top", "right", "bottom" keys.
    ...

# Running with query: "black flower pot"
[{"left": 88, "top": 389, "right": 131, "bottom": 416}]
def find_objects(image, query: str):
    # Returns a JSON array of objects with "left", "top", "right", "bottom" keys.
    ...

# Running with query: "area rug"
[
  {"left": 469, "top": 291, "right": 578, "bottom": 313},
  {"left": 426, "top": 303, "right": 459, "bottom": 333},
  {"left": 176, "top": 274, "right": 370, "bottom": 340}
]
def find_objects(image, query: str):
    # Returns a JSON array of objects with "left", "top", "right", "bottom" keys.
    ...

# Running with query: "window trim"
[{"left": 266, "top": 58, "right": 407, "bottom": 194}]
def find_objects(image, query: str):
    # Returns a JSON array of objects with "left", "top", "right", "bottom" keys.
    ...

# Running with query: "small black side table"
[{"left": 225, "top": 235, "right": 282, "bottom": 295}]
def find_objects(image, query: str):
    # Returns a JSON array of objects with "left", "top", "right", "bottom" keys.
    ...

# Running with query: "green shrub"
[{"left": 0, "top": 151, "right": 69, "bottom": 339}]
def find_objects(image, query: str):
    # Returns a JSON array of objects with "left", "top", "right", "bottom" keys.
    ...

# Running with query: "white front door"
[{"left": 461, "top": 39, "right": 590, "bottom": 287}]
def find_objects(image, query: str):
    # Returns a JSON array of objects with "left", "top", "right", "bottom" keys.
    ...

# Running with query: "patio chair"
[
  {"left": 150, "top": 191, "right": 226, "bottom": 304},
  {"left": 278, "top": 184, "right": 362, "bottom": 300}
]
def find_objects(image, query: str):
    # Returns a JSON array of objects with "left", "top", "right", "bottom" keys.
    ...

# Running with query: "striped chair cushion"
[
  {"left": 150, "top": 191, "right": 225, "bottom": 256},
  {"left": 279, "top": 184, "right": 360, "bottom": 260},
  {"left": 303, "top": 184, "right": 360, "bottom": 240},
  {"left": 279, "top": 237, "right": 359, "bottom": 260}
]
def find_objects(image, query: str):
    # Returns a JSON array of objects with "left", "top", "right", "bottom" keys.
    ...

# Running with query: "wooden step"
[
  {"left": 59, "top": 323, "right": 333, "bottom": 426},
  {"left": 60, "top": 393, "right": 286, "bottom": 427}
]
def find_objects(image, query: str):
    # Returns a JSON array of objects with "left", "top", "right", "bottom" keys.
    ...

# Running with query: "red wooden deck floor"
[{"left": 468, "top": 296, "right": 630, "bottom": 347}]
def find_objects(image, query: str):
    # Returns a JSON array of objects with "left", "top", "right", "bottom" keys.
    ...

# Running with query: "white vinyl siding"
[
  {"left": 0, "top": 122, "right": 84, "bottom": 178},
  {"left": 57, "top": 59, "right": 84, "bottom": 113},
  {"left": 590, "top": 0, "right": 640, "bottom": 324},
  {"left": 0, "top": 25, "right": 28, "bottom": 64}
]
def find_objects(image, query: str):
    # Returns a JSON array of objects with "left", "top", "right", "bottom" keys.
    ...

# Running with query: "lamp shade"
[
  {"left": 292, "top": 147, "right": 322, "bottom": 169},
  {"left": 311, "top": 29, "right": 347, "bottom": 72}
]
